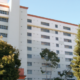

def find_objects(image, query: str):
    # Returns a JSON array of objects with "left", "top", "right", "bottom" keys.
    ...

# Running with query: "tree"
[
  {"left": 63, "top": 70, "right": 74, "bottom": 80},
  {"left": 58, "top": 62, "right": 74, "bottom": 80},
  {"left": 58, "top": 71, "right": 64, "bottom": 80},
  {"left": 0, "top": 36, "right": 21, "bottom": 80},
  {"left": 0, "top": 54, "right": 15, "bottom": 75},
  {"left": 70, "top": 25, "right": 80, "bottom": 80},
  {"left": 58, "top": 70, "right": 74, "bottom": 80},
  {"left": 64, "top": 62, "right": 74, "bottom": 80},
  {"left": 40, "top": 48, "right": 60, "bottom": 80},
  {"left": 58, "top": 63, "right": 74, "bottom": 80},
  {"left": 54, "top": 77, "right": 62, "bottom": 80}
]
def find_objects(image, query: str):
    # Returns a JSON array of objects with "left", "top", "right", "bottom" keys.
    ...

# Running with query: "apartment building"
[{"left": 0, "top": 0, "right": 78, "bottom": 80}]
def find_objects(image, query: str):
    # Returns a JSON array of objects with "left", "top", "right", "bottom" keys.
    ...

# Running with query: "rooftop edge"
[
  {"left": 0, "top": 4, "right": 9, "bottom": 8},
  {"left": 20, "top": 6, "right": 28, "bottom": 9},
  {"left": 0, "top": 3, "right": 78, "bottom": 26},
  {"left": 27, "top": 14, "right": 78, "bottom": 27},
  {"left": 0, "top": 4, "right": 28, "bottom": 9}
]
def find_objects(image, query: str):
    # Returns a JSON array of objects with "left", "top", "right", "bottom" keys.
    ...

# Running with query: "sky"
[{"left": 9, "top": 0, "right": 80, "bottom": 24}]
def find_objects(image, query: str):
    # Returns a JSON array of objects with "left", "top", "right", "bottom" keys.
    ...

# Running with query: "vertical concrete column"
[
  {"left": 8, "top": 0, "right": 20, "bottom": 49},
  {"left": 19, "top": 7, "right": 28, "bottom": 79}
]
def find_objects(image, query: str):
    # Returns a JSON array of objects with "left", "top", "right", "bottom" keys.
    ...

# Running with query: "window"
[
  {"left": 58, "top": 71, "right": 61, "bottom": 75},
  {"left": 27, "top": 70, "right": 32, "bottom": 74},
  {"left": 64, "top": 39, "right": 71, "bottom": 42},
  {"left": 0, "top": 25, "right": 8, "bottom": 30},
  {"left": 27, "top": 62, "right": 32, "bottom": 66},
  {"left": 63, "top": 26, "right": 71, "bottom": 30},
  {"left": 42, "top": 71, "right": 52, "bottom": 75},
  {"left": 65, "top": 58, "right": 72, "bottom": 62},
  {"left": 27, "top": 40, "right": 32, "bottom": 43},
  {"left": 46, "top": 71, "right": 52, "bottom": 75},
  {"left": 41, "top": 28, "right": 50, "bottom": 33},
  {"left": 56, "top": 44, "right": 59, "bottom": 47},
  {"left": 58, "top": 57, "right": 60, "bottom": 60},
  {"left": 0, "top": 33, "right": 7, "bottom": 37},
  {"left": 27, "top": 26, "right": 32, "bottom": 30},
  {"left": 27, "top": 47, "right": 32, "bottom": 51},
  {"left": 55, "top": 25, "right": 58, "bottom": 28},
  {"left": 27, "top": 54, "right": 32, "bottom": 58},
  {"left": 27, "top": 33, "right": 32, "bottom": 36},
  {"left": 63, "top": 33, "right": 71, "bottom": 36},
  {"left": 27, "top": 78, "right": 32, "bottom": 80},
  {"left": 56, "top": 37, "right": 58, "bottom": 40},
  {"left": 55, "top": 31, "right": 58, "bottom": 34},
  {"left": 0, "top": 17, "right": 8, "bottom": 22},
  {"left": 27, "top": 19, "right": 32, "bottom": 23},
  {"left": 65, "top": 51, "right": 73, "bottom": 55},
  {"left": 41, "top": 42, "right": 50, "bottom": 46},
  {"left": 42, "top": 63, "right": 51, "bottom": 67},
  {"left": 65, "top": 45, "right": 72, "bottom": 49},
  {"left": 0, "top": 10, "right": 9, "bottom": 15},
  {"left": 56, "top": 50, "right": 59, "bottom": 54},
  {"left": 41, "top": 48, "right": 45, "bottom": 51},
  {"left": 41, "top": 35, "right": 50, "bottom": 39},
  {"left": 66, "top": 65, "right": 71, "bottom": 68},
  {"left": 41, "top": 22, "right": 49, "bottom": 26},
  {"left": 57, "top": 64, "right": 60, "bottom": 68}
]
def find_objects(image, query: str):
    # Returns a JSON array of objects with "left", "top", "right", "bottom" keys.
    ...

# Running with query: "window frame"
[
  {"left": 0, "top": 25, "right": 8, "bottom": 30},
  {"left": 63, "top": 26, "right": 71, "bottom": 30},
  {"left": 55, "top": 24, "right": 58, "bottom": 28},
  {"left": 56, "top": 44, "right": 59, "bottom": 47},
  {"left": 27, "top": 33, "right": 32, "bottom": 36},
  {"left": 57, "top": 64, "right": 60, "bottom": 68},
  {"left": 63, "top": 32, "right": 71, "bottom": 36},
  {"left": 27, "top": 26, "right": 32, "bottom": 30},
  {"left": 27, "top": 54, "right": 32, "bottom": 58},
  {"left": 41, "top": 42, "right": 50, "bottom": 46},
  {"left": 27, "top": 70, "right": 32, "bottom": 74},
  {"left": 41, "top": 28, "right": 50, "bottom": 33},
  {"left": 27, "top": 62, "right": 32, "bottom": 66},
  {"left": 56, "top": 50, "right": 59, "bottom": 54},
  {"left": 27, "top": 19, "right": 32, "bottom": 23},
  {"left": 41, "top": 22, "right": 49, "bottom": 26},
  {"left": 41, "top": 35, "right": 50, "bottom": 39},
  {"left": 65, "top": 51, "right": 73, "bottom": 55},
  {"left": 27, "top": 78, "right": 32, "bottom": 80},
  {"left": 56, "top": 37, "right": 58, "bottom": 40},
  {"left": 0, "top": 10, "right": 9, "bottom": 15},
  {"left": 64, "top": 39, "right": 72, "bottom": 42},
  {"left": 64, "top": 45, "right": 72, "bottom": 49},
  {"left": 0, "top": 33, "right": 7, "bottom": 37},
  {"left": 27, "top": 40, "right": 32, "bottom": 43},
  {"left": 27, "top": 47, "right": 32, "bottom": 51},
  {"left": 55, "top": 31, "right": 58, "bottom": 34},
  {"left": 0, "top": 17, "right": 8, "bottom": 22}
]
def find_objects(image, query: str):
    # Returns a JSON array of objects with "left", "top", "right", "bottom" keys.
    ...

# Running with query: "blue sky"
[{"left": 9, "top": 0, "right": 80, "bottom": 24}]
